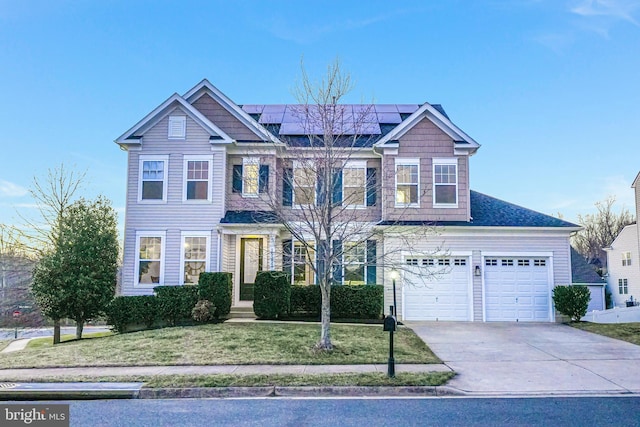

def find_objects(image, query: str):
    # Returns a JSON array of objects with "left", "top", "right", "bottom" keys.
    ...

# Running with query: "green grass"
[
  {"left": 571, "top": 322, "right": 640, "bottom": 346},
  {"left": 0, "top": 323, "right": 439, "bottom": 369},
  {"left": 0, "top": 372, "right": 454, "bottom": 387}
]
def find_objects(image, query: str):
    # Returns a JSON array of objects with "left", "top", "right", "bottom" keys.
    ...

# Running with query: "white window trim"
[
  {"left": 138, "top": 155, "right": 169, "bottom": 203},
  {"left": 395, "top": 158, "right": 420, "bottom": 208},
  {"left": 343, "top": 160, "right": 367, "bottom": 209},
  {"left": 182, "top": 155, "right": 213, "bottom": 202},
  {"left": 242, "top": 157, "right": 260, "bottom": 198},
  {"left": 168, "top": 115, "right": 186, "bottom": 140},
  {"left": 180, "top": 231, "right": 211, "bottom": 285},
  {"left": 433, "top": 157, "right": 458, "bottom": 208},
  {"left": 134, "top": 231, "right": 166, "bottom": 288},
  {"left": 293, "top": 161, "right": 316, "bottom": 208}
]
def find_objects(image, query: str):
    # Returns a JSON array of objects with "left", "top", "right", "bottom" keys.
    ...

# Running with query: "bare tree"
[
  {"left": 24, "top": 164, "right": 86, "bottom": 343},
  {"left": 572, "top": 196, "right": 635, "bottom": 273},
  {"left": 251, "top": 59, "right": 441, "bottom": 350}
]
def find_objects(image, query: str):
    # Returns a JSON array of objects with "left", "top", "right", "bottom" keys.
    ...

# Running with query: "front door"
[{"left": 240, "top": 238, "right": 263, "bottom": 301}]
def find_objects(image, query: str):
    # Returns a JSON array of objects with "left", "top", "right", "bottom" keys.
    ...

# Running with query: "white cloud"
[
  {"left": 0, "top": 179, "right": 28, "bottom": 197},
  {"left": 570, "top": 0, "right": 640, "bottom": 25}
]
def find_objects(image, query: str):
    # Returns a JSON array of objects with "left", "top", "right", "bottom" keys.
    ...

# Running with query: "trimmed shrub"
[
  {"left": 154, "top": 285, "right": 199, "bottom": 326},
  {"left": 105, "top": 295, "right": 158, "bottom": 333},
  {"left": 253, "top": 271, "right": 291, "bottom": 319},
  {"left": 192, "top": 299, "right": 215, "bottom": 323},
  {"left": 553, "top": 285, "right": 591, "bottom": 322},
  {"left": 198, "top": 272, "right": 232, "bottom": 318},
  {"left": 289, "top": 285, "right": 383, "bottom": 320}
]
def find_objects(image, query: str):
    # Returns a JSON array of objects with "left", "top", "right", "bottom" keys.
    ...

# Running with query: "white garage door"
[
  {"left": 403, "top": 257, "right": 471, "bottom": 321},
  {"left": 484, "top": 257, "right": 551, "bottom": 322}
]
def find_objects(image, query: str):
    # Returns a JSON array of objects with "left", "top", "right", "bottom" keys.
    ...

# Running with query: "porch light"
[{"left": 474, "top": 265, "right": 481, "bottom": 277}]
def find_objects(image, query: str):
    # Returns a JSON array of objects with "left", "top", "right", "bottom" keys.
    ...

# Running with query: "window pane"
[
  {"left": 142, "top": 181, "right": 163, "bottom": 200},
  {"left": 344, "top": 187, "right": 365, "bottom": 205},
  {"left": 435, "top": 185, "right": 456, "bottom": 204},
  {"left": 184, "top": 261, "right": 205, "bottom": 284},
  {"left": 294, "top": 187, "right": 314, "bottom": 205},
  {"left": 185, "top": 237, "right": 207, "bottom": 260},
  {"left": 139, "top": 237, "right": 161, "bottom": 260},
  {"left": 187, "top": 181, "right": 208, "bottom": 200},
  {"left": 344, "top": 265, "right": 365, "bottom": 285},
  {"left": 187, "top": 161, "right": 208, "bottom": 180},
  {"left": 435, "top": 164, "right": 456, "bottom": 184},
  {"left": 139, "top": 261, "right": 160, "bottom": 284},
  {"left": 143, "top": 161, "right": 164, "bottom": 179},
  {"left": 243, "top": 163, "right": 259, "bottom": 195},
  {"left": 344, "top": 168, "right": 365, "bottom": 186},
  {"left": 397, "top": 165, "right": 417, "bottom": 184},
  {"left": 396, "top": 185, "right": 417, "bottom": 204}
]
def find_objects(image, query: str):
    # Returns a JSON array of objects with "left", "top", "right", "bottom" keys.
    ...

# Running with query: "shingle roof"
[
  {"left": 571, "top": 247, "right": 604, "bottom": 284},
  {"left": 378, "top": 191, "right": 579, "bottom": 228},
  {"left": 220, "top": 211, "right": 280, "bottom": 224}
]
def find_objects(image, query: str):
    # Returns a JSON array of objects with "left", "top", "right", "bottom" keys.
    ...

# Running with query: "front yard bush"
[
  {"left": 289, "top": 285, "right": 383, "bottom": 320},
  {"left": 553, "top": 285, "right": 591, "bottom": 322},
  {"left": 105, "top": 295, "right": 158, "bottom": 333},
  {"left": 192, "top": 299, "right": 215, "bottom": 323},
  {"left": 154, "top": 285, "right": 199, "bottom": 326},
  {"left": 198, "top": 272, "right": 232, "bottom": 318},
  {"left": 253, "top": 271, "right": 291, "bottom": 319}
]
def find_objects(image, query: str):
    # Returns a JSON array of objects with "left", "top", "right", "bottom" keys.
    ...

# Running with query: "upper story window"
[
  {"left": 168, "top": 115, "right": 186, "bottom": 139},
  {"left": 294, "top": 166, "right": 316, "bottom": 206},
  {"left": 184, "top": 157, "right": 211, "bottom": 201},
  {"left": 343, "top": 161, "right": 366, "bottom": 207},
  {"left": 622, "top": 252, "right": 632, "bottom": 266},
  {"left": 433, "top": 158, "right": 458, "bottom": 207},
  {"left": 139, "top": 155, "right": 168, "bottom": 202},
  {"left": 181, "top": 233, "right": 209, "bottom": 285},
  {"left": 232, "top": 158, "right": 269, "bottom": 197},
  {"left": 619, "top": 278, "right": 629, "bottom": 294},
  {"left": 135, "top": 232, "right": 166, "bottom": 286},
  {"left": 395, "top": 158, "right": 419, "bottom": 207}
]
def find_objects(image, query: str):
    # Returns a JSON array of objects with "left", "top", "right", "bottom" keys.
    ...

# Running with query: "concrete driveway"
[{"left": 407, "top": 322, "right": 640, "bottom": 395}]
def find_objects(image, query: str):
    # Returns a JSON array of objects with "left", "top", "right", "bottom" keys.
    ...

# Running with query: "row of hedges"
[
  {"left": 253, "top": 271, "right": 384, "bottom": 320},
  {"left": 106, "top": 272, "right": 232, "bottom": 333}
]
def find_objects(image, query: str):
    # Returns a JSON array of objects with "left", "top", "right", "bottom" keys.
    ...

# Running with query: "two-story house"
[
  {"left": 604, "top": 172, "right": 640, "bottom": 307},
  {"left": 116, "top": 79, "right": 579, "bottom": 322}
]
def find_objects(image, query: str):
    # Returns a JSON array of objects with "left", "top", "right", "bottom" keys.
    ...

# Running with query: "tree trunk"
[
  {"left": 75, "top": 319, "right": 84, "bottom": 340},
  {"left": 316, "top": 284, "right": 333, "bottom": 350},
  {"left": 53, "top": 319, "right": 61, "bottom": 345}
]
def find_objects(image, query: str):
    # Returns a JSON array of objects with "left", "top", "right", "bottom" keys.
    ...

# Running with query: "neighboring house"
[
  {"left": 115, "top": 79, "right": 580, "bottom": 322},
  {"left": 570, "top": 247, "right": 605, "bottom": 312}
]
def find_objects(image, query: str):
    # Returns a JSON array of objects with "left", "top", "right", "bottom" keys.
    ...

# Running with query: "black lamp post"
[{"left": 390, "top": 269, "right": 398, "bottom": 317}]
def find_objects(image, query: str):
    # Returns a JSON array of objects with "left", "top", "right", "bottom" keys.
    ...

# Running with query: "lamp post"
[{"left": 390, "top": 269, "right": 398, "bottom": 318}]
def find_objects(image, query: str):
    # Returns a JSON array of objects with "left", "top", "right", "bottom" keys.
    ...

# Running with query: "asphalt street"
[{"left": 0, "top": 326, "right": 110, "bottom": 340}]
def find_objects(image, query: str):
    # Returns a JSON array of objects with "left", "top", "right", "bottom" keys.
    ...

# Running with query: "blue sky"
[{"left": 1, "top": 0, "right": 639, "bottom": 231}]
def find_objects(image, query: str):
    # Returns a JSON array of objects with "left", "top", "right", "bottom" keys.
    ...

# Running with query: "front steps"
[{"left": 229, "top": 306, "right": 257, "bottom": 319}]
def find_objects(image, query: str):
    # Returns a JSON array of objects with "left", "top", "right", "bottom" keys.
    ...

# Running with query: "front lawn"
[
  {"left": 571, "top": 322, "right": 640, "bottom": 346},
  {"left": 0, "top": 340, "right": 8, "bottom": 352},
  {"left": 0, "top": 323, "right": 439, "bottom": 369}
]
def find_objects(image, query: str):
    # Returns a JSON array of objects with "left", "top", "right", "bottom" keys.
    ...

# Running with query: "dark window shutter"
[
  {"left": 332, "top": 169, "right": 342, "bottom": 205},
  {"left": 259, "top": 165, "right": 269, "bottom": 193},
  {"left": 232, "top": 165, "right": 243, "bottom": 193},
  {"left": 332, "top": 239, "right": 342, "bottom": 285},
  {"left": 316, "top": 168, "right": 325, "bottom": 206},
  {"left": 282, "top": 239, "right": 292, "bottom": 281},
  {"left": 366, "top": 240, "right": 377, "bottom": 285},
  {"left": 366, "top": 168, "right": 377, "bottom": 206},
  {"left": 316, "top": 240, "right": 327, "bottom": 286},
  {"left": 283, "top": 168, "right": 293, "bottom": 206}
]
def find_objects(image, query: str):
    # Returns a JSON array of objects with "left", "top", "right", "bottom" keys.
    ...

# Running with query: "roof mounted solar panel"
[
  {"left": 374, "top": 104, "right": 400, "bottom": 113},
  {"left": 241, "top": 105, "right": 264, "bottom": 114},
  {"left": 376, "top": 112, "right": 402, "bottom": 123},
  {"left": 396, "top": 104, "right": 420, "bottom": 113}
]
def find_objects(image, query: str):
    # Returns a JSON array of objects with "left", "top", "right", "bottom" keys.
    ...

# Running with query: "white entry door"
[
  {"left": 484, "top": 257, "right": 551, "bottom": 322},
  {"left": 403, "top": 257, "right": 471, "bottom": 321}
]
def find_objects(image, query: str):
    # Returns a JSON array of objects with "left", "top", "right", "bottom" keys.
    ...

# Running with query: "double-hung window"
[
  {"left": 293, "top": 165, "right": 316, "bottom": 206},
  {"left": 184, "top": 156, "right": 211, "bottom": 201},
  {"left": 619, "top": 278, "right": 629, "bottom": 294},
  {"left": 622, "top": 252, "right": 632, "bottom": 266},
  {"left": 181, "top": 233, "right": 209, "bottom": 285},
  {"left": 139, "top": 155, "right": 168, "bottom": 201},
  {"left": 343, "top": 242, "right": 366, "bottom": 285},
  {"left": 395, "top": 159, "right": 419, "bottom": 206},
  {"left": 135, "top": 232, "right": 166, "bottom": 286},
  {"left": 343, "top": 161, "right": 366, "bottom": 207},
  {"left": 242, "top": 158, "right": 260, "bottom": 197},
  {"left": 433, "top": 158, "right": 458, "bottom": 207},
  {"left": 293, "top": 241, "right": 315, "bottom": 285}
]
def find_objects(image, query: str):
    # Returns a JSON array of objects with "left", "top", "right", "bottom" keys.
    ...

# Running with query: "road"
[
  {"left": 0, "top": 326, "right": 110, "bottom": 340},
  {"left": 4, "top": 396, "right": 638, "bottom": 427}
]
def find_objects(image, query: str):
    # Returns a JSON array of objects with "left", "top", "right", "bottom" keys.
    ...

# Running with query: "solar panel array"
[{"left": 241, "top": 104, "right": 419, "bottom": 135}]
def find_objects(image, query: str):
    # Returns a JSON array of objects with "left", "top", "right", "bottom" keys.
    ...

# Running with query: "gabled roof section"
[
  {"left": 571, "top": 247, "right": 604, "bottom": 284},
  {"left": 378, "top": 191, "right": 580, "bottom": 229},
  {"left": 115, "top": 93, "right": 233, "bottom": 146},
  {"left": 183, "top": 79, "right": 281, "bottom": 144},
  {"left": 374, "top": 102, "right": 480, "bottom": 155}
]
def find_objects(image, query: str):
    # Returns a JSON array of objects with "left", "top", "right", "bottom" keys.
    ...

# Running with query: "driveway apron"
[{"left": 407, "top": 322, "right": 640, "bottom": 395}]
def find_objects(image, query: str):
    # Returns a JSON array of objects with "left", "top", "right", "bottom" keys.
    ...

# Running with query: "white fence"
[{"left": 581, "top": 305, "right": 640, "bottom": 323}]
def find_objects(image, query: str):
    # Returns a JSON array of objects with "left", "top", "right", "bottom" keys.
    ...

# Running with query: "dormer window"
[{"left": 168, "top": 115, "right": 186, "bottom": 139}]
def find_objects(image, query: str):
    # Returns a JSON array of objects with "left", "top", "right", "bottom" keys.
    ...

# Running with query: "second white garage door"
[
  {"left": 403, "top": 257, "right": 471, "bottom": 321},
  {"left": 484, "top": 257, "right": 551, "bottom": 322}
]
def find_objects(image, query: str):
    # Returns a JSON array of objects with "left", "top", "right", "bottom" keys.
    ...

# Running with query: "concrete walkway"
[
  {"left": 0, "top": 338, "right": 31, "bottom": 353},
  {"left": 407, "top": 321, "right": 640, "bottom": 395}
]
